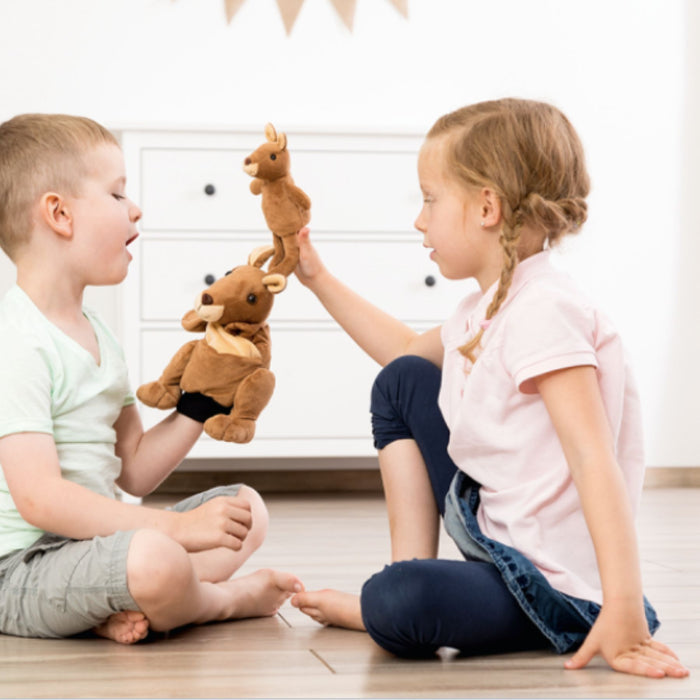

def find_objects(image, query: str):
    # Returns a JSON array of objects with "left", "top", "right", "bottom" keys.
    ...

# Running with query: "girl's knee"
[
  {"left": 360, "top": 561, "right": 436, "bottom": 657},
  {"left": 371, "top": 356, "right": 441, "bottom": 451},
  {"left": 372, "top": 356, "right": 437, "bottom": 400}
]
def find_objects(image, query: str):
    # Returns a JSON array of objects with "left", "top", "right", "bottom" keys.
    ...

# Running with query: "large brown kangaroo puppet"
[{"left": 136, "top": 246, "right": 285, "bottom": 444}]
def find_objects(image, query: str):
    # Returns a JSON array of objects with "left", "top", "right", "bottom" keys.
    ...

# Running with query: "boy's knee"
[
  {"left": 360, "top": 561, "right": 435, "bottom": 658},
  {"left": 126, "top": 529, "right": 191, "bottom": 600},
  {"left": 238, "top": 485, "right": 269, "bottom": 550}
]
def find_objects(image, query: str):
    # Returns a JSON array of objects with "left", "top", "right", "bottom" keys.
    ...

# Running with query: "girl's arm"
[
  {"left": 534, "top": 366, "right": 689, "bottom": 678},
  {"left": 0, "top": 431, "right": 252, "bottom": 552},
  {"left": 295, "top": 228, "right": 444, "bottom": 368}
]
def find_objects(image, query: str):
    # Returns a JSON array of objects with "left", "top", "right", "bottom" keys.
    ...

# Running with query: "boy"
[{"left": 0, "top": 114, "right": 302, "bottom": 644}]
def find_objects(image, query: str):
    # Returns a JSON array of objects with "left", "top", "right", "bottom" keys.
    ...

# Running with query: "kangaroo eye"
[
  {"left": 270, "top": 153, "right": 277, "bottom": 161},
  {"left": 246, "top": 293, "right": 257, "bottom": 305}
]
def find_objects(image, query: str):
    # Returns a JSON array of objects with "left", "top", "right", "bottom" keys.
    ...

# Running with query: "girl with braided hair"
[{"left": 291, "top": 99, "right": 688, "bottom": 678}]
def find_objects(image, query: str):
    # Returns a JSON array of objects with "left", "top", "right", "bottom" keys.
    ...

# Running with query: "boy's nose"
[{"left": 130, "top": 202, "right": 143, "bottom": 222}]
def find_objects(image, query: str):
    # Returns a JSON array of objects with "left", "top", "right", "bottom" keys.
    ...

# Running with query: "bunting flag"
[{"left": 221, "top": 0, "right": 408, "bottom": 33}]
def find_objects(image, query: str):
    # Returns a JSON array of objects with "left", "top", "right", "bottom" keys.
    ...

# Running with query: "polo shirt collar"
[{"left": 468, "top": 250, "right": 553, "bottom": 334}]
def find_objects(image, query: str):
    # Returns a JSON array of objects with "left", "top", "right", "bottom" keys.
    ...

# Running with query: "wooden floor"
[{"left": 0, "top": 487, "right": 697, "bottom": 698}]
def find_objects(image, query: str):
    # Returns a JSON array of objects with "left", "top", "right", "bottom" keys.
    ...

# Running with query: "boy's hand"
[
  {"left": 174, "top": 496, "right": 253, "bottom": 552},
  {"left": 295, "top": 227, "right": 327, "bottom": 288},
  {"left": 564, "top": 602, "right": 689, "bottom": 678}
]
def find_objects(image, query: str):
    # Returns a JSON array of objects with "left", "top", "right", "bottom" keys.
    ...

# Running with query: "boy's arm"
[
  {"left": 295, "top": 228, "right": 444, "bottom": 368},
  {"left": 534, "top": 366, "right": 688, "bottom": 678},
  {"left": 113, "top": 403, "right": 202, "bottom": 497},
  {"left": 0, "top": 431, "right": 251, "bottom": 551}
]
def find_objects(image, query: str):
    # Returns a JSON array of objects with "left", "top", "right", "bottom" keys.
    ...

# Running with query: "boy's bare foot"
[
  {"left": 221, "top": 568, "right": 304, "bottom": 619},
  {"left": 290, "top": 589, "right": 366, "bottom": 631},
  {"left": 94, "top": 610, "right": 150, "bottom": 644}
]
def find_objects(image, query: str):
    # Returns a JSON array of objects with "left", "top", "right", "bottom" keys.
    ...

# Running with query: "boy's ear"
[
  {"left": 479, "top": 188, "right": 502, "bottom": 228},
  {"left": 38, "top": 192, "right": 73, "bottom": 238}
]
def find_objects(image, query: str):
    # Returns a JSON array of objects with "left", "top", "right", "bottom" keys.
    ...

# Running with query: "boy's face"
[{"left": 69, "top": 143, "right": 141, "bottom": 286}]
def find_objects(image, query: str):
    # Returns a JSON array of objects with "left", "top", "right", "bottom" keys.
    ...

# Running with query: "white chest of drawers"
[{"left": 118, "top": 127, "right": 468, "bottom": 459}]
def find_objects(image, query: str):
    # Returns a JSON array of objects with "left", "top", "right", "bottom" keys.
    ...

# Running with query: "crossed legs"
[{"left": 96, "top": 485, "right": 302, "bottom": 644}]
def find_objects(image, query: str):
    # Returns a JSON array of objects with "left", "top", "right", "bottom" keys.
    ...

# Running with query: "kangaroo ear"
[
  {"left": 264, "top": 123, "right": 277, "bottom": 142},
  {"left": 182, "top": 309, "right": 207, "bottom": 332},
  {"left": 277, "top": 132, "right": 288, "bottom": 151},
  {"left": 262, "top": 273, "right": 287, "bottom": 294},
  {"left": 248, "top": 244, "right": 275, "bottom": 268}
]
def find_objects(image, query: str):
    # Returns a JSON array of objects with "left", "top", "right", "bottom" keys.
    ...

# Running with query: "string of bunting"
[{"left": 221, "top": 0, "right": 408, "bottom": 34}]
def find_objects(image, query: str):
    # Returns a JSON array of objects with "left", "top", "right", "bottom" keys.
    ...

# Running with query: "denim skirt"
[{"left": 443, "top": 470, "right": 660, "bottom": 653}]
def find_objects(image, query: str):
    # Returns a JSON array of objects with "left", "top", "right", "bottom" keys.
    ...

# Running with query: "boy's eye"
[{"left": 112, "top": 193, "right": 125, "bottom": 201}]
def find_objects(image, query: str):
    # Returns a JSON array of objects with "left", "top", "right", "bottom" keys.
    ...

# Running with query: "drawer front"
[
  {"left": 140, "top": 147, "right": 422, "bottom": 233},
  {"left": 138, "top": 327, "right": 379, "bottom": 443},
  {"left": 139, "top": 237, "right": 469, "bottom": 322}
]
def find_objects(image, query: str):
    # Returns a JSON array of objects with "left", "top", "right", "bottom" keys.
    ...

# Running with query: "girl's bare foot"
[
  {"left": 220, "top": 569, "right": 304, "bottom": 620},
  {"left": 291, "top": 589, "right": 366, "bottom": 631},
  {"left": 94, "top": 610, "right": 150, "bottom": 644}
]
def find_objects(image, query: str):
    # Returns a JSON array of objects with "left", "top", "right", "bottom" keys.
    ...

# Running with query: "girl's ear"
[
  {"left": 479, "top": 188, "right": 502, "bottom": 228},
  {"left": 38, "top": 192, "right": 73, "bottom": 238}
]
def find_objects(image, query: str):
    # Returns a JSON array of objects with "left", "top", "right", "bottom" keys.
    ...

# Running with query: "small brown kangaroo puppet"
[
  {"left": 136, "top": 246, "right": 285, "bottom": 444},
  {"left": 243, "top": 123, "right": 311, "bottom": 284}
]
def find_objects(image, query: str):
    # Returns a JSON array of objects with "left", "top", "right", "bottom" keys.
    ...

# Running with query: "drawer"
[
  {"left": 139, "top": 146, "right": 422, "bottom": 233},
  {"left": 139, "top": 237, "right": 469, "bottom": 322},
  {"left": 138, "top": 327, "right": 380, "bottom": 444}
]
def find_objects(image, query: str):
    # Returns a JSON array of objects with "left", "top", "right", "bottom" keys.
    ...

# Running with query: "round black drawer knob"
[
  {"left": 204, "top": 184, "right": 216, "bottom": 196},
  {"left": 424, "top": 275, "right": 436, "bottom": 287},
  {"left": 204, "top": 274, "right": 216, "bottom": 285}
]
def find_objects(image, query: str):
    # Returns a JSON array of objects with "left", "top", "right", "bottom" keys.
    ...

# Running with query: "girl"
[{"left": 290, "top": 98, "right": 689, "bottom": 678}]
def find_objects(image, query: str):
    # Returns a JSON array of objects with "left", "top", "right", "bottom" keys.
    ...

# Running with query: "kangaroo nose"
[
  {"left": 201, "top": 293, "right": 214, "bottom": 305},
  {"left": 244, "top": 157, "right": 251, "bottom": 165}
]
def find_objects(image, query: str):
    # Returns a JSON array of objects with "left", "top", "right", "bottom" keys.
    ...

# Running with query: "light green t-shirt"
[{"left": 0, "top": 285, "right": 135, "bottom": 557}]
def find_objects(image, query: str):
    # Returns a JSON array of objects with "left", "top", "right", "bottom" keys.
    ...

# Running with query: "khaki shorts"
[{"left": 0, "top": 484, "right": 241, "bottom": 639}]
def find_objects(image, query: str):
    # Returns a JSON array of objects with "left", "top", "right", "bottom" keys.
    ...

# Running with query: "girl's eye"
[{"left": 112, "top": 193, "right": 125, "bottom": 201}]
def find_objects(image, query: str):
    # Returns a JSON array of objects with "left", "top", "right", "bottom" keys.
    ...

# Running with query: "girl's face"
[{"left": 414, "top": 137, "right": 502, "bottom": 291}]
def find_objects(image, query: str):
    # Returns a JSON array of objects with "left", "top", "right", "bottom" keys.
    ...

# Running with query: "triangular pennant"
[
  {"left": 386, "top": 0, "right": 408, "bottom": 18},
  {"left": 329, "top": 0, "right": 357, "bottom": 31},
  {"left": 276, "top": 0, "right": 306, "bottom": 35},
  {"left": 224, "top": 0, "right": 247, "bottom": 24}
]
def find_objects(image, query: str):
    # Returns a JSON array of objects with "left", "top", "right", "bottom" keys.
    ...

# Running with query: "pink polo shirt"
[{"left": 439, "top": 251, "right": 645, "bottom": 603}]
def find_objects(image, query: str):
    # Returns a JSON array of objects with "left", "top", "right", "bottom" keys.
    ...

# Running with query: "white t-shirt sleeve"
[
  {"left": 502, "top": 289, "right": 599, "bottom": 394},
  {"left": 0, "top": 331, "right": 54, "bottom": 438}
]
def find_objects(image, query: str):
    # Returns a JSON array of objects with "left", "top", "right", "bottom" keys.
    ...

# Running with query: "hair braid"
[{"left": 459, "top": 215, "right": 521, "bottom": 363}]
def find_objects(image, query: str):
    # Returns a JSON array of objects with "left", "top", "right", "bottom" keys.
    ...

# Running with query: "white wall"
[{"left": 0, "top": 0, "right": 697, "bottom": 467}]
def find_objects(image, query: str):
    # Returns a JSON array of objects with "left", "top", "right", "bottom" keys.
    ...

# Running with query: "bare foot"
[
  {"left": 94, "top": 610, "right": 150, "bottom": 644},
  {"left": 290, "top": 589, "right": 366, "bottom": 631},
  {"left": 219, "top": 569, "right": 303, "bottom": 620}
]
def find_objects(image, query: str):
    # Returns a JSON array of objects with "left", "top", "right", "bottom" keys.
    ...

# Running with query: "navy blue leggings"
[{"left": 362, "top": 355, "right": 548, "bottom": 658}]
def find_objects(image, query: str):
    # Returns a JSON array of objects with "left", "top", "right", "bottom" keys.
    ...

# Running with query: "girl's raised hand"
[
  {"left": 295, "top": 227, "right": 327, "bottom": 288},
  {"left": 564, "top": 603, "right": 689, "bottom": 678}
]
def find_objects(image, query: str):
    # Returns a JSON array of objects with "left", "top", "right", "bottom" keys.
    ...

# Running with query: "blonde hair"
[
  {"left": 427, "top": 98, "right": 590, "bottom": 363},
  {"left": 0, "top": 113, "right": 118, "bottom": 259}
]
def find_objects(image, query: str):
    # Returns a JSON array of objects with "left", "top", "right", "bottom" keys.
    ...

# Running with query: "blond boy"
[{"left": 0, "top": 114, "right": 302, "bottom": 643}]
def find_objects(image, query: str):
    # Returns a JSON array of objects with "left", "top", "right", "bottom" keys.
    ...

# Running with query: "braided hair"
[{"left": 427, "top": 99, "right": 590, "bottom": 363}]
